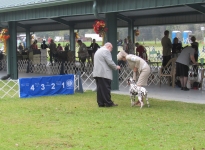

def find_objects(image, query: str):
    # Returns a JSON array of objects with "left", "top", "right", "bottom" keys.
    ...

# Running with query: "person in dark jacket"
[
  {"left": 190, "top": 36, "right": 199, "bottom": 77},
  {"left": 172, "top": 37, "right": 182, "bottom": 58},
  {"left": 41, "top": 40, "right": 48, "bottom": 49},
  {"left": 49, "top": 39, "right": 56, "bottom": 65},
  {"left": 88, "top": 39, "right": 100, "bottom": 63}
]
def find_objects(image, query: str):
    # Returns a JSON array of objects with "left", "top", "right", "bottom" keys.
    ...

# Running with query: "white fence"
[{"left": 0, "top": 59, "right": 205, "bottom": 99}]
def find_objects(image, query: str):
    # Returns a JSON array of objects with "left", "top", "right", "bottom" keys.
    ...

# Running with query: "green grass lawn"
[{"left": 0, "top": 91, "right": 205, "bottom": 149}]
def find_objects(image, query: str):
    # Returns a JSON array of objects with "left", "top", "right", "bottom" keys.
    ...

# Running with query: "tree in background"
[{"left": 33, "top": 23, "right": 205, "bottom": 43}]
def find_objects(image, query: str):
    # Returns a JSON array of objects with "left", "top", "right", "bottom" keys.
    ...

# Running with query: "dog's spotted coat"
[{"left": 127, "top": 78, "right": 150, "bottom": 108}]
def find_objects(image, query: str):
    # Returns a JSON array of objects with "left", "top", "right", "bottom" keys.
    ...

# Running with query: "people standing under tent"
[
  {"left": 49, "top": 39, "right": 57, "bottom": 65},
  {"left": 135, "top": 42, "right": 147, "bottom": 61},
  {"left": 48, "top": 37, "right": 52, "bottom": 45},
  {"left": 172, "top": 37, "right": 182, "bottom": 58},
  {"left": 64, "top": 43, "right": 70, "bottom": 51},
  {"left": 41, "top": 40, "right": 48, "bottom": 49},
  {"left": 190, "top": 36, "right": 199, "bottom": 77},
  {"left": 18, "top": 43, "right": 24, "bottom": 54},
  {"left": 30, "top": 40, "right": 38, "bottom": 50},
  {"left": 88, "top": 39, "right": 100, "bottom": 63},
  {"left": 57, "top": 43, "right": 63, "bottom": 51},
  {"left": 77, "top": 40, "right": 89, "bottom": 72},
  {"left": 127, "top": 39, "right": 135, "bottom": 54},
  {"left": 176, "top": 45, "right": 197, "bottom": 91},
  {"left": 122, "top": 38, "right": 128, "bottom": 53},
  {"left": 161, "top": 30, "right": 172, "bottom": 66}
]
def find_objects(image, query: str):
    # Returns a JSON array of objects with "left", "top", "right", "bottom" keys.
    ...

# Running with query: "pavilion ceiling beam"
[
  {"left": 185, "top": 4, "right": 205, "bottom": 15},
  {"left": 28, "top": 22, "right": 60, "bottom": 27},
  {"left": 131, "top": 11, "right": 199, "bottom": 20},
  {"left": 50, "top": 18, "right": 74, "bottom": 27},
  {"left": 17, "top": 23, "right": 30, "bottom": 29},
  {"left": 117, "top": 13, "right": 133, "bottom": 23},
  {"left": 0, "top": 22, "right": 7, "bottom": 28}
]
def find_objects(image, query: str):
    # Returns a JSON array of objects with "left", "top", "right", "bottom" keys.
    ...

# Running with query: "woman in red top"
[
  {"left": 135, "top": 42, "right": 147, "bottom": 61},
  {"left": 57, "top": 43, "right": 63, "bottom": 51},
  {"left": 30, "top": 40, "right": 38, "bottom": 50}
]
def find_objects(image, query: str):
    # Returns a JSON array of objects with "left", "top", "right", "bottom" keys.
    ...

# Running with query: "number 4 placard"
[{"left": 19, "top": 75, "right": 74, "bottom": 98}]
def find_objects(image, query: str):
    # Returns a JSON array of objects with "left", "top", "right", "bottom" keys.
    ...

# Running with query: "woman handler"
[{"left": 117, "top": 51, "right": 150, "bottom": 106}]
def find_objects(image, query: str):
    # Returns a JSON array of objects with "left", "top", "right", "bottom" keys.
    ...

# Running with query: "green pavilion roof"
[
  {"left": 0, "top": 0, "right": 92, "bottom": 12},
  {"left": 0, "top": 0, "right": 204, "bottom": 31}
]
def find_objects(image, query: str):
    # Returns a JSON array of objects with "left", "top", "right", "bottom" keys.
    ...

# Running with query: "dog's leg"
[
  {"left": 145, "top": 94, "right": 150, "bottom": 107},
  {"left": 137, "top": 88, "right": 144, "bottom": 108},
  {"left": 138, "top": 96, "right": 144, "bottom": 108},
  {"left": 130, "top": 95, "right": 134, "bottom": 107}
]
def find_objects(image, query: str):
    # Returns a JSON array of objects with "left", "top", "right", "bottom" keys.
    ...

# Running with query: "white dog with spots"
[{"left": 127, "top": 78, "right": 150, "bottom": 108}]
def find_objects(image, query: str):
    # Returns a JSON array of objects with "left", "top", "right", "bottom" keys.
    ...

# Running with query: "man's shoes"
[
  {"left": 111, "top": 103, "right": 118, "bottom": 107},
  {"left": 183, "top": 87, "right": 189, "bottom": 91},
  {"left": 105, "top": 103, "right": 118, "bottom": 107},
  {"left": 181, "top": 87, "right": 189, "bottom": 91}
]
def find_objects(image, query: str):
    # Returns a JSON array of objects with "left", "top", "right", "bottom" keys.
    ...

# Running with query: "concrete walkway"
[
  {"left": 1, "top": 71, "right": 205, "bottom": 104},
  {"left": 113, "top": 85, "right": 205, "bottom": 104}
]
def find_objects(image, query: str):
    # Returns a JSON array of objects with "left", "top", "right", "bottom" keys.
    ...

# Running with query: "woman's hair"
[
  {"left": 117, "top": 50, "right": 128, "bottom": 60},
  {"left": 164, "top": 30, "right": 169, "bottom": 35},
  {"left": 173, "top": 37, "right": 178, "bottom": 43},
  {"left": 77, "top": 40, "right": 82, "bottom": 43},
  {"left": 128, "top": 39, "right": 132, "bottom": 43},
  {"left": 191, "top": 36, "right": 196, "bottom": 42}
]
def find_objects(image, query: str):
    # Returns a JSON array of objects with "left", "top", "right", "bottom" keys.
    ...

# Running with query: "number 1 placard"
[{"left": 19, "top": 75, "right": 74, "bottom": 98}]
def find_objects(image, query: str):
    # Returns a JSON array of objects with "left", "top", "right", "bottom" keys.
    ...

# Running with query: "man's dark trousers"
[{"left": 95, "top": 77, "right": 114, "bottom": 107}]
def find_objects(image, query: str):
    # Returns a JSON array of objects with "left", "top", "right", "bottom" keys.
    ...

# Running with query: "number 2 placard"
[{"left": 19, "top": 75, "right": 74, "bottom": 98}]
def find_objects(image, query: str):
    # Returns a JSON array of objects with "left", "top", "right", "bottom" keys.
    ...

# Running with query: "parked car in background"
[{"left": 54, "top": 36, "right": 64, "bottom": 42}]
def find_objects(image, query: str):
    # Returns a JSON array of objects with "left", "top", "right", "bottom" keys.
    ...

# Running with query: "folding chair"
[{"left": 159, "top": 58, "right": 176, "bottom": 87}]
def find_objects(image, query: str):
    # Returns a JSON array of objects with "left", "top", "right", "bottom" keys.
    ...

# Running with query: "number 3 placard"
[{"left": 19, "top": 75, "right": 74, "bottom": 98}]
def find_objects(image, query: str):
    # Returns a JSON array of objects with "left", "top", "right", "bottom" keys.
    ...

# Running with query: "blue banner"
[{"left": 19, "top": 74, "right": 74, "bottom": 98}]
